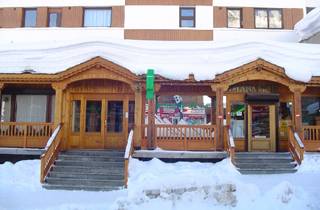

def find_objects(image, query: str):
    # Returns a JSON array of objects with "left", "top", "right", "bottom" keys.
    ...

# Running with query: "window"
[
  {"left": 107, "top": 101, "right": 123, "bottom": 132},
  {"left": 16, "top": 95, "right": 47, "bottom": 122},
  {"left": 1, "top": 95, "right": 11, "bottom": 122},
  {"left": 180, "top": 7, "right": 195, "bottom": 27},
  {"left": 227, "top": 8, "right": 242, "bottom": 28},
  {"left": 279, "top": 102, "right": 292, "bottom": 138},
  {"left": 255, "top": 8, "right": 282, "bottom": 29},
  {"left": 84, "top": 8, "right": 112, "bottom": 27},
  {"left": 86, "top": 100, "right": 102, "bottom": 132},
  {"left": 302, "top": 97, "right": 320, "bottom": 126},
  {"left": 306, "top": 7, "right": 315, "bottom": 14},
  {"left": 24, "top": 9, "right": 37, "bottom": 27},
  {"left": 48, "top": 12, "right": 61, "bottom": 27},
  {"left": 72, "top": 100, "right": 81, "bottom": 132},
  {"left": 230, "top": 103, "right": 245, "bottom": 138}
]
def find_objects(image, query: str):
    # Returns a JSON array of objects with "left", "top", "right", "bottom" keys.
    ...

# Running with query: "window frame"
[
  {"left": 254, "top": 8, "right": 283, "bottom": 29},
  {"left": 23, "top": 8, "right": 37, "bottom": 27},
  {"left": 48, "top": 8, "right": 62, "bottom": 27},
  {"left": 83, "top": 7, "right": 112, "bottom": 27},
  {"left": 179, "top": 7, "right": 196, "bottom": 28},
  {"left": 227, "top": 8, "right": 243, "bottom": 28}
]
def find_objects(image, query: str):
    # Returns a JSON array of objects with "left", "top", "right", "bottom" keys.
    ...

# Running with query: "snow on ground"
[{"left": 0, "top": 153, "right": 320, "bottom": 210}]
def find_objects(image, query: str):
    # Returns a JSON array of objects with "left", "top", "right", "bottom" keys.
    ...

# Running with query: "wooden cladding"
[
  {"left": 125, "top": 29, "right": 213, "bottom": 41},
  {"left": 214, "top": 7, "right": 303, "bottom": 29},
  {"left": 0, "top": 6, "right": 124, "bottom": 28},
  {"left": 126, "top": 0, "right": 212, "bottom": 5}
]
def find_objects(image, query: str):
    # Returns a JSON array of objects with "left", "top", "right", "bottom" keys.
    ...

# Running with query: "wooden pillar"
[
  {"left": 210, "top": 96, "right": 216, "bottom": 125},
  {"left": 147, "top": 96, "right": 155, "bottom": 149},
  {"left": 52, "top": 83, "right": 66, "bottom": 127},
  {"left": 290, "top": 85, "right": 305, "bottom": 137},
  {"left": 134, "top": 83, "right": 142, "bottom": 148},
  {"left": 212, "top": 85, "right": 227, "bottom": 151}
]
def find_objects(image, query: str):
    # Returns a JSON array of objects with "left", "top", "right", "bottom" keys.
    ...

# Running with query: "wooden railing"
[
  {"left": 142, "top": 124, "right": 216, "bottom": 150},
  {"left": 224, "top": 126, "right": 235, "bottom": 164},
  {"left": 288, "top": 126, "right": 304, "bottom": 164},
  {"left": 303, "top": 126, "right": 320, "bottom": 152},
  {"left": 40, "top": 123, "right": 63, "bottom": 183},
  {"left": 0, "top": 122, "right": 53, "bottom": 148},
  {"left": 124, "top": 130, "right": 134, "bottom": 188}
]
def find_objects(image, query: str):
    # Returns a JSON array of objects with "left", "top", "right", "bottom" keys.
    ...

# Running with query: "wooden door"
[{"left": 248, "top": 104, "right": 276, "bottom": 152}]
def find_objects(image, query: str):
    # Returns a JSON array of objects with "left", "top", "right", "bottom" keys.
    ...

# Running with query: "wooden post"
[
  {"left": 210, "top": 96, "right": 215, "bottom": 125},
  {"left": 212, "top": 85, "right": 227, "bottom": 151},
  {"left": 147, "top": 97, "right": 155, "bottom": 149},
  {"left": 290, "top": 85, "right": 306, "bottom": 138},
  {"left": 52, "top": 83, "right": 65, "bottom": 127},
  {"left": 134, "top": 83, "right": 142, "bottom": 148}
]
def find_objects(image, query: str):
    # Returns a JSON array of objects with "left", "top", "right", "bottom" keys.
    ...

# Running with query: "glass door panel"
[
  {"left": 85, "top": 100, "right": 102, "bottom": 132},
  {"left": 72, "top": 100, "right": 81, "bottom": 133},
  {"left": 251, "top": 105, "right": 270, "bottom": 139},
  {"left": 107, "top": 101, "right": 123, "bottom": 132}
]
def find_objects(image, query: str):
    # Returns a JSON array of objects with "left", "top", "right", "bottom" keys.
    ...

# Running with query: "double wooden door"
[
  {"left": 68, "top": 94, "right": 134, "bottom": 149},
  {"left": 248, "top": 104, "right": 276, "bottom": 152}
]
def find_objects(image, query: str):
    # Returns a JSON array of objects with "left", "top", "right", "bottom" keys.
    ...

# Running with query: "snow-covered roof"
[
  {"left": 294, "top": 7, "right": 320, "bottom": 41},
  {"left": 0, "top": 38, "right": 320, "bottom": 83}
]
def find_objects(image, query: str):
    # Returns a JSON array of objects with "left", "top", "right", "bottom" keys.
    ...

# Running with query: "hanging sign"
[{"left": 146, "top": 69, "right": 155, "bottom": 100}]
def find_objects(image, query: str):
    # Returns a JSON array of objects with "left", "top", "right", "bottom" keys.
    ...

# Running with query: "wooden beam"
[
  {"left": 215, "top": 87, "right": 224, "bottom": 150},
  {"left": 290, "top": 85, "right": 306, "bottom": 138},
  {"left": 134, "top": 83, "right": 142, "bottom": 148},
  {"left": 52, "top": 83, "right": 66, "bottom": 127},
  {"left": 147, "top": 97, "right": 155, "bottom": 149}
]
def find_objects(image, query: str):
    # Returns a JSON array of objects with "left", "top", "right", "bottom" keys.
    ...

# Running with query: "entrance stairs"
[
  {"left": 234, "top": 152, "right": 298, "bottom": 174},
  {"left": 42, "top": 150, "right": 125, "bottom": 191}
]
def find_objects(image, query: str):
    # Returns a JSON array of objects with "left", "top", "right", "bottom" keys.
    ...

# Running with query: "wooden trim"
[
  {"left": 10, "top": 94, "right": 16, "bottom": 122},
  {"left": 111, "top": 6, "right": 124, "bottom": 27},
  {"left": 126, "top": 0, "right": 212, "bottom": 5},
  {"left": 214, "top": 7, "right": 227, "bottom": 28},
  {"left": 125, "top": 29, "right": 213, "bottom": 41},
  {"left": 46, "top": 95, "right": 52, "bottom": 122}
]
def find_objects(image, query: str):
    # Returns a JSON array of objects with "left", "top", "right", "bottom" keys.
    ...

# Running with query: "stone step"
[
  {"left": 235, "top": 162, "right": 297, "bottom": 169},
  {"left": 51, "top": 165, "right": 124, "bottom": 174},
  {"left": 42, "top": 183, "right": 122, "bottom": 191},
  {"left": 45, "top": 177, "right": 124, "bottom": 186},
  {"left": 48, "top": 171, "right": 124, "bottom": 180},
  {"left": 235, "top": 152, "right": 290, "bottom": 156},
  {"left": 61, "top": 150, "right": 124, "bottom": 157},
  {"left": 57, "top": 154, "right": 124, "bottom": 162},
  {"left": 239, "top": 168, "right": 298, "bottom": 175},
  {"left": 54, "top": 160, "right": 125, "bottom": 168}
]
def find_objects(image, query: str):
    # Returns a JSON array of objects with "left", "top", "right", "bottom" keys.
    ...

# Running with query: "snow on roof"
[
  {"left": 0, "top": 38, "right": 320, "bottom": 83},
  {"left": 294, "top": 7, "right": 320, "bottom": 41}
]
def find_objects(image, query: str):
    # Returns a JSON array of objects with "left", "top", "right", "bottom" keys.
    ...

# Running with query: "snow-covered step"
[
  {"left": 234, "top": 152, "right": 297, "bottom": 174},
  {"left": 43, "top": 150, "right": 125, "bottom": 191}
]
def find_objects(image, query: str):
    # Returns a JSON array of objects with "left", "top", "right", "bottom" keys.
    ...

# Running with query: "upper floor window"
[
  {"left": 255, "top": 8, "right": 282, "bottom": 29},
  {"left": 24, "top": 9, "right": 37, "bottom": 27},
  {"left": 48, "top": 9, "right": 61, "bottom": 27},
  {"left": 227, "top": 8, "right": 242, "bottom": 28},
  {"left": 180, "top": 7, "right": 195, "bottom": 27},
  {"left": 84, "top": 8, "right": 112, "bottom": 27}
]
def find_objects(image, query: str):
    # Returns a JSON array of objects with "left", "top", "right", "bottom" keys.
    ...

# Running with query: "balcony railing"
[
  {"left": 142, "top": 124, "right": 216, "bottom": 151},
  {"left": 0, "top": 122, "right": 54, "bottom": 148},
  {"left": 303, "top": 126, "right": 320, "bottom": 151}
]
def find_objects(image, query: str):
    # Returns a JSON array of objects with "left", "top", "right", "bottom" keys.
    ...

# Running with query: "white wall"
[
  {"left": 125, "top": 6, "right": 213, "bottom": 29},
  {"left": 0, "top": 28, "right": 125, "bottom": 44},
  {"left": 0, "top": 0, "right": 125, "bottom": 7},
  {"left": 214, "top": 28, "right": 300, "bottom": 42},
  {"left": 214, "top": 0, "right": 305, "bottom": 8}
]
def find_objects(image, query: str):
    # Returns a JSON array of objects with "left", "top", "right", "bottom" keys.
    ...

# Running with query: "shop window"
[
  {"left": 302, "top": 97, "right": 320, "bottom": 125},
  {"left": 107, "top": 101, "right": 123, "bottom": 132},
  {"left": 230, "top": 103, "right": 245, "bottom": 138},
  {"left": 84, "top": 8, "right": 112, "bottom": 27},
  {"left": 72, "top": 100, "right": 81, "bottom": 132},
  {"left": 227, "top": 8, "right": 242, "bottom": 28},
  {"left": 180, "top": 7, "right": 195, "bottom": 27},
  {"left": 16, "top": 95, "right": 47, "bottom": 122},
  {"left": 255, "top": 8, "right": 282, "bottom": 29},
  {"left": 1, "top": 95, "right": 11, "bottom": 122},
  {"left": 85, "top": 100, "right": 102, "bottom": 132},
  {"left": 279, "top": 102, "right": 292, "bottom": 138}
]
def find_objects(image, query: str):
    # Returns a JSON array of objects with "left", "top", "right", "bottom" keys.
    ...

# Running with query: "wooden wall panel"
[
  {"left": 0, "top": 8, "right": 23, "bottom": 28},
  {"left": 291, "top": 8, "right": 304, "bottom": 28},
  {"left": 61, "top": 7, "right": 83, "bottom": 27},
  {"left": 112, "top": 6, "right": 124, "bottom": 27},
  {"left": 126, "top": 0, "right": 212, "bottom": 5},
  {"left": 214, "top": 7, "right": 226, "bottom": 28},
  {"left": 124, "top": 29, "right": 213, "bottom": 41},
  {"left": 283, "top": 8, "right": 293, "bottom": 29},
  {"left": 242, "top": 7, "right": 254, "bottom": 29},
  {"left": 36, "top": 7, "right": 48, "bottom": 27}
]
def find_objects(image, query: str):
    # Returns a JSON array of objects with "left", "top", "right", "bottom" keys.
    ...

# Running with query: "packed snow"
[
  {"left": 295, "top": 7, "right": 320, "bottom": 40},
  {"left": 0, "top": 39, "right": 320, "bottom": 82},
  {"left": 0, "top": 153, "right": 320, "bottom": 210}
]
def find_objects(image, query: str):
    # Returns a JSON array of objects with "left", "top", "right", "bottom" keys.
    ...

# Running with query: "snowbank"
[
  {"left": 0, "top": 39, "right": 320, "bottom": 82},
  {"left": 294, "top": 7, "right": 320, "bottom": 41}
]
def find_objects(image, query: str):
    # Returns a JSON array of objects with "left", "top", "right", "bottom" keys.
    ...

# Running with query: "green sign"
[{"left": 146, "top": 69, "right": 154, "bottom": 100}]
